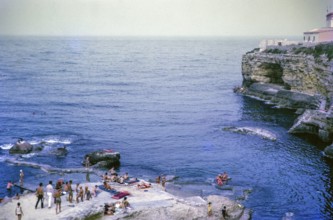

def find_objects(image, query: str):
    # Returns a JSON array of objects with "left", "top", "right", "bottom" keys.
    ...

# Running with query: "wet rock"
[
  {"left": 50, "top": 146, "right": 68, "bottom": 157},
  {"left": 84, "top": 150, "right": 120, "bottom": 169},
  {"left": 224, "top": 126, "right": 277, "bottom": 141},
  {"left": 324, "top": 144, "right": 333, "bottom": 159},
  {"left": 9, "top": 141, "right": 33, "bottom": 154}
]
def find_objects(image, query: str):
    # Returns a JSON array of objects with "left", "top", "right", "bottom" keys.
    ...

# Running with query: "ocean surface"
[{"left": 0, "top": 36, "right": 332, "bottom": 219}]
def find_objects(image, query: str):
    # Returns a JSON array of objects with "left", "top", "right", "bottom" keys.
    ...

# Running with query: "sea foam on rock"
[{"left": 224, "top": 126, "right": 277, "bottom": 141}]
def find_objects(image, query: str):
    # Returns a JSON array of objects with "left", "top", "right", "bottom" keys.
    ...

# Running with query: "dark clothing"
[
  {"left": 35, "top": 195, "right": 44, "bottom": 208},
  {"left": 222, "top": 208, "right": 227, "bottom": 218}
]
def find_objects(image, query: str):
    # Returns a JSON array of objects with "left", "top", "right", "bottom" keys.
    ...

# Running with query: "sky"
[{"left": 0, "top": 0, "right": 330, "bottom": 37}]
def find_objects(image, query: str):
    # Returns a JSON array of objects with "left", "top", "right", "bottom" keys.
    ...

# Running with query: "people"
[
  {"left": 156, "top": 176, "right": 161, "bottom": 184},
  {"left": 15, "top": 202, "right": 23, "bottom": 220},
  {"left": 46, "top": 181, "right": 53, "bottom": 208},
  {"left": 103, "top": 181, "right": 112, "bottom": 190},
  {"left": 85, "top": 186, "right": 92, "bottom": 200},
  {"left": 76, "top": 186, "right": 84, "bottom": 203},
  {"left": 92, "top": 185, "right": 99, "bottom": 197},
  {"left": 19, "top": 170, "right": 24, "bottom": 186},
  {"left": 137, "top": 181, "right": 151, "bottom": 189},
  {"left": 123, "top": 172, "right": 129, "bottom": 180},
  {"left": 104, "top": 203, "right": 116, "bottom": 215},
  {"left": 35, "top": 182, "right": 44, "bottom": 209},
  {"left": 216, "top": 175, "right": 223, "bottom": 186},
  {"left": 120, "top": 196, "right": 130, "bottom": 212},
  {"left": 68, "top": 180, "right": 73, "bottom": 203},
  {"left": 6, "top": 181, "right": 13, "bottom": 196},
  {"left": 207, "top": 202, "right": 213, "bottom": 217},
  {"left": 222, "top": 206, "right": 227, "bottom": 219},
  {"left": 221, "top": 172, "right": 229, "bottom": 181},
  {"left": 85, "top": 156, "right": 90, "bottom": 169},
  {"left": 161, "top": 176, "right": 166, "bottom": 191},
  {"left": 109, "top": 167, "right": 116, "bottom": 175},
  {"left": 54, "top": 188, "right": 62, "bottom": 214}
]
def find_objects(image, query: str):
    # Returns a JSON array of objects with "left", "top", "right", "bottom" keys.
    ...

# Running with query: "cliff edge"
[{"left": 236, "top": 43, "right": 333, "bottom": 153}]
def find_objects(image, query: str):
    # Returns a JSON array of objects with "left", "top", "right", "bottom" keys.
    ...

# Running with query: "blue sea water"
[{"left": 0, "top": 36, "right": 332, "bottom": 219}]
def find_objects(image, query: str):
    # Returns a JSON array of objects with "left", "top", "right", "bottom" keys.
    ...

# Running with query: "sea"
[{"left": 0, "top": 36, "right": 332, "bottom": 220}]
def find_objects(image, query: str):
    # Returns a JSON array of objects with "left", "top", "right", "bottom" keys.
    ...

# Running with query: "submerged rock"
[
  {"left": 224, "top": 126, "right": 277, "bottom": 141},
  {"left": 84, "top": 150, "right": 121, "bottom": 169},
  {"left": 9, "top": 141, "right": 33, "bottom": 154}
]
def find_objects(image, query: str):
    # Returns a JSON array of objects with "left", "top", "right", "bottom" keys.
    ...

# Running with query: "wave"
[{"left": 0, "top": 144, "right": 13, "bottom": 150}]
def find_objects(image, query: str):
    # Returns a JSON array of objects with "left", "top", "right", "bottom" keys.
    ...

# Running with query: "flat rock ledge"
[{"left": 0, "top": 182, "right": 250, "bottom": 220}]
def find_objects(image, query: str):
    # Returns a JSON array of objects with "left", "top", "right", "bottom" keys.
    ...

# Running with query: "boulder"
[
  {"left": 288, "top": 110, "right": 333, "bottom": 143},
  {"left": 9, "top": 141, "right": 33, "bottom": 154},
  {"left": 50, "top": 146, "right": 68, "bottom": 157},
  {"left": 324, "top": 144, "right": 333, "bottom": 159},
  {"left": 84, "top": 151, "right": 120, "bottom": 169}
]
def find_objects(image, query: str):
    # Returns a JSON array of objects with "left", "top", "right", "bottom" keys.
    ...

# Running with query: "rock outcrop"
[
  {"left": 223, "top": 126, "right": 277, "bottom": 141},
  {"left": 9, "top": 141, "right": 33, "bottom": 154},
  {"left": 238, "top": 43, "right": 333, "bottom": 146},
  {"left": 84, "top": 150, "right": 121, "bottom": 169}
]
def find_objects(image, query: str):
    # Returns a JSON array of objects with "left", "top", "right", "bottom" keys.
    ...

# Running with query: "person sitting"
[
  {"left": 221, "top": 172, "right": 229, "bottom": 181},
  {"left": 109, "top": 167, "right": 117, "bottom": 175},
  {"left": 123, "top": 172, "right": 129, "bottom": 180},
  {"left": 103, "top": 181, "right": 112, "bottom": 190},
  {"left": 118, "top": 176, "right": 125, "bottom": 184},
  {"left": 120, "top": 197, "right": 130, "bottom": 211},
  {"left": 102, "top": 173, "right": 111, "bottom": 182},
  {"left": 110, "top": 173, "right": 118, "bottom": 182},
  {"left": 104, "top": 203, "right": 116, "bottom": 215},
  {"left": 216, "top": 175, "right": 224, "bottom": 186}
]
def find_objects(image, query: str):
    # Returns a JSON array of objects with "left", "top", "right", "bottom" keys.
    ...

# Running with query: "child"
[{"left": 15, "top": 202, "right": 23, "bottom": 220}]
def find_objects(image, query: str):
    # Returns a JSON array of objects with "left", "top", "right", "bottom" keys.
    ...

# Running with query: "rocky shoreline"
[
  {"left": 235, "top": 42, "right": 333, "bottom": 157},
  {"left": 0, "top": 181, "right": 251, "bottom": 220}
]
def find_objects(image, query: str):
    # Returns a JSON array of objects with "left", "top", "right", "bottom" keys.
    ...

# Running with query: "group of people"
[
  {"left": 34, "top": 179, "right": 99, "bottom": 215},
  {"left": 104, "top": 196, "right": 131, "bottom": 216},
  {"left": 207, "top": 202, "right": 228, "bottom": 219},
  {"left": 102, "top": 167, "right": 129, "bottom": 184},
  {"left": 155, "top": 175, "right": 167, "bottom": 190},
  {"left": 215, "top": 172, "right": 229, "bottom": 186}
]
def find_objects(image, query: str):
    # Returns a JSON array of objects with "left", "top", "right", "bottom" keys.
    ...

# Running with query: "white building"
[{"left": 303, "top": 11, "right": 333, "bottom": 43}]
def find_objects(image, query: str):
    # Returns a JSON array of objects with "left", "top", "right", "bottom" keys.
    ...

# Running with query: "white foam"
[
  {"left": 21, "top": 153, "right": 36, "bottom": 158},
  {"left": 0, "top": 144, "right": 13, "bottom": 150},
  {"left": 43, "top": 138, "right": 71, "bottom": 145}
]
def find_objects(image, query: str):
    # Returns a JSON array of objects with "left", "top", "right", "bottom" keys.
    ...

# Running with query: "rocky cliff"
[{"left": 237, "top": 43, "right": 333, "bottom": 154}]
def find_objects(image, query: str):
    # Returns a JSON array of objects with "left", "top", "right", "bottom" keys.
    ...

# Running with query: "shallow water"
[{"left": 0, "top": 36, "right": 332, "bottom": 219}]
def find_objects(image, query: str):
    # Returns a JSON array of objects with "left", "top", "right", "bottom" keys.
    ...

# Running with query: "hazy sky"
[{"left": 0, "top": 0, "right": 330, "bottom": 36}]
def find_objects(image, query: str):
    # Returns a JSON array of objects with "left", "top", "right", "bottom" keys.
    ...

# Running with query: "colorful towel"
[{"left": 112, "top": 191, "right": 130, "bottom": 199}]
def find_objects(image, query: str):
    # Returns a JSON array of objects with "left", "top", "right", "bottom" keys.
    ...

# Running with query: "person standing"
[
  {"left": 7, "top": 180, "right": 13, "bottom": 197},
  {"left": 68, "top": 180, "right": 73, "bottom": 203},
  {"left": 15, "top": 202, "right": 23, "bottom": 220},
  {"left": 35, "top": 183, "right": 44, "bottom": 209},
  {"left": 222, "top": 206, "right": 227, "bottom": 220},
  {"left": 207, "top": 202, "right": 213, "bottom": 217},
  {"left": 54, "top": 189, "right": 62, "bottom": 214},
  {"left": 85, "top": 156, "right": 90, "bottom": 169},
  {"left": 46, "top": 181, "right": 53, "bottom": 208},
  {"left": 19, "top": 170, "right": 24, "bottom": 186},
  {"left": 161, "top": 176, "right": 166, "bottom": 191}
]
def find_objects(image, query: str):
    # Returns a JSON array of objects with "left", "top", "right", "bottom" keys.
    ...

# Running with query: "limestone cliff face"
[
  {"left": 238, "top": 46, "right": 333, "bottom": 148},
  {"left": 242, "top": 52, "right": 333, "bottom": 100}
]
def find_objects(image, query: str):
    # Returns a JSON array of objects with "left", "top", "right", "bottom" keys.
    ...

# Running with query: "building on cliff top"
[{"left": 303, "top": 11, "right": 333, "bottom": 43}]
